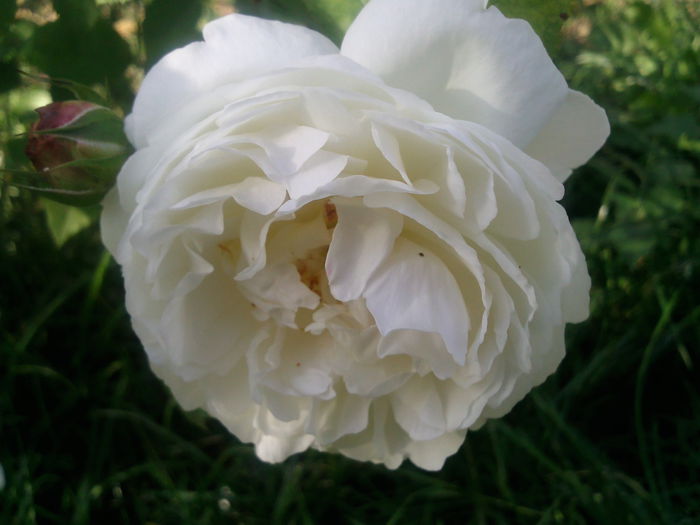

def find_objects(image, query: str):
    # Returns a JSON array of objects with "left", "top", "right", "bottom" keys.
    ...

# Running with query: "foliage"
[
  {"left": 1, "top": 0, "right": 699, "bottom": 523},
  {"left": 41, "top": 198, "right": 94, "bottom": 247},
  {"left": 235, "top": 0, "right": 368, "bottom": 45},
  {"left": 143, "top": 0, "right": 203, "bottom": 68},
  {"left": 491, "top": 0, "right": 580, "bottom": 54}
]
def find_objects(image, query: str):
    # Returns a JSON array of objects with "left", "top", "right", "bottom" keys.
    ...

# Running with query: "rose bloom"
[{"left": 102, "top": 0, "right": 609, "bottom": 469}]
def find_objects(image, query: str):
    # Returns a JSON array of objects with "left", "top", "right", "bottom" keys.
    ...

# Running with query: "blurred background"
[{"left": 1, "top": 0, "right": 699, "bottom": 523}]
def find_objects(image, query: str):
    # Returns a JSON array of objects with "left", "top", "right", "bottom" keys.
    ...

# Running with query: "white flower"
[{"left": 101, "top": 0, "right": 609, "bottom": 469}]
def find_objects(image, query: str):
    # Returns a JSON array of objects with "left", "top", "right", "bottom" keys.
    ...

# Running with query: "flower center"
[
  {"left": 323, "top": 201, "right": 338, "bottom": 229},
  {"left": 227, "top": 199, "right": 365, "bottom": 330},
  {"left": 293, "top": 201, "right": 337, "bottom": 303}
]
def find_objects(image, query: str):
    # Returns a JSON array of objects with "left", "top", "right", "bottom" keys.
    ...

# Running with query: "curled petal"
[
  {"left": 364, "top": 238, "right": 470, "bottom": 366},
  {"left": 327, "top": 200, "right": 403, "bottom": 302}
]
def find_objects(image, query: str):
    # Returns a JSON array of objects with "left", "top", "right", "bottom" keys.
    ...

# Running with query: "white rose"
[{"left": 101, "top": 0, "right": 609, "bottom": 469}]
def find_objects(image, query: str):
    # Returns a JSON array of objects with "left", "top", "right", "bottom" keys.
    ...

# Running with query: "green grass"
[{"left": 1, "top": 1, "right": 699, "bottom": 523}]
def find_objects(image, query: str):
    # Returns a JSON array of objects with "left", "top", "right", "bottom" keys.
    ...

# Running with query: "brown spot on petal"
[
  {"left": 295, "top": 245, "right": 336, "bottom": 303},
  {"left": 295, "top": 252, "right": 326, "bottom": 297},
  {"left": 323, "top": 201, "right": 338, "bottom": 229},
  {"left": 218, "top": 243, "right": 233, "bottom": 257}
]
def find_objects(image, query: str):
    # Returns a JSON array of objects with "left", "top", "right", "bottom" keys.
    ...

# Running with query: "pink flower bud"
[{"left": 25, "top": 101, "right": 130, "bottom": 205}]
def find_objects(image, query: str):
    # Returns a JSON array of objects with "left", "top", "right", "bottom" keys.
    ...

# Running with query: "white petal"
[
  {"left": 100, "top": 187, "right": 128, "bottom": 258},
  {"left": 391, "top": 376, "right": 446, "bottom": 440},
  {"left": 256, "top": 125, "right": 330, "bottom": 182},
  {"left": 128, "top": 14, "right": 338, "bottom": 148},
  {"left": 363, "top": 190, "right": 489, "bottom": 335},
  {"left": 158, "top": 271, "right": 254, "bottom": 380},
  {"left": 443, "top": 147, "right": 467, "bottom": 218},
  {"left": 561, "top": 246, "right": 591, "bottom": 323},
  {"left": 254, "top": 331, "right": 335, "bottom": 400},
  {"left": 204, "top": 359, "right": 259, "bottom": 429},
  {"left": 171, "top": 177, "right": 287, "bottom": 215},
  {"left": 406, "top": 430, "right": 466, "bottom": 470},
  {"left": 343, "top": 359, "right": 412, "bottom": 398},
  {"left": 311, "top": 394, "right": 373, "bottom": 445},
  {"left": 236, "top": 212, "right": 278, "bottom": 281},
  {"left": 326, "top": 200, "right": 403, "bottom": 302},
  {"left": 338, "top": 327, "right": 413, "bottom": 398},
  {"left": 114, "top": 145, "right": 164, "bottom": 213},
  {"left": 378, "top": 329, "right": 456, "bottom": 380},
  {"left": 253, "top": 412, "right": 315, "bottom": 463},
  {"left": 286, "top": 150, "right": 348, "bottom": 199},
  {"left": 525, "top": 90, "right": 611, "bottom": 181},
  {"left": 507, "top": 203, "right": 588, "bottom": 326},
  {"left": 150, "top": 238, "right": 214, "bottom": 301},
  {"left": 267, "top": 211, "right": 331, "bottom": 263},
  {"left": 278, "top": 174, "right": 438, "bottom": 215},
  {"left": 364, "top": 238, "right": 470, "bottom": 365},
  {"left": 237, "top": 261, "right": 320, "bottom": 326},
  {"left": 371, "top": 123, "right": 410, "bottom": 184},
  {"left": 342, "top": 0, "right": 568, "bottom": 147}
]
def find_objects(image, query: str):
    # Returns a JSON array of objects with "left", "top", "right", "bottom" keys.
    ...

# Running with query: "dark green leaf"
[
  {"left": 52, "top": 0, "right": 99, "bottom": 27},
  {"left": 144, "top": 0, "right": 204, "bottom": 67},
  {"left": 26, "top": 18, "right": 132, "bottom": 103},
  {"left": 0, "top": 0, "right": 15, "bottom": 33},
  {"left": 0, "top": 59, "right": 20, "bottom": 93},
  {"left": 234, "top": 0, "right": 367, "bottom": 45}
]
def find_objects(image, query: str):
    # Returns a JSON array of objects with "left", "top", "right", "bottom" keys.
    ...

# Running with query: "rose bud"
[{"left": 25, "top": 101, "right": 130, "bottom": 205}]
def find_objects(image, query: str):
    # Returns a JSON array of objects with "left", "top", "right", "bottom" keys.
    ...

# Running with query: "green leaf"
[
  {"left": 26, "top": 18, "right": 132, "bottom": 103},
  {"left": 42, "top": 198, "right": 94, "bottom": 247},
  {"left": 0, "top": 59, "right": 20, "bottom": 93},
  {"left": 144, "top": 0, "right": 203, "bottom": 67},
  {"left": 234, "top": 0, "right": 367, "bottom": 45},
  {"left": 0, "top": 0, "right": 15, "bottom": 33},
  {"left": 489, "top": 0, "right": 579, "bottom": 54},
  {"left": 52, "top": 0, "right": 99, "bottom": 27},
  {"left": 299, "top": 0, "right": 368, "bottom": 41}
]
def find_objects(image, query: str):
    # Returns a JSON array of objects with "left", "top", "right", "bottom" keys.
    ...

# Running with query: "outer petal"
[
  {"left": 100, "top": 187, "right": 127, "bottom": 256},
  {"left": 341, "top": 0, "right": 568, "bottom": 147},
  {"left": 405, "top": 430, "right": 466, "bottom": 471},
  {"left": 524, "top": 90, "right": 611, "bottom": 181},
  {"left": 127, "top": 14, "right": 338, "bottom": 148}
]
